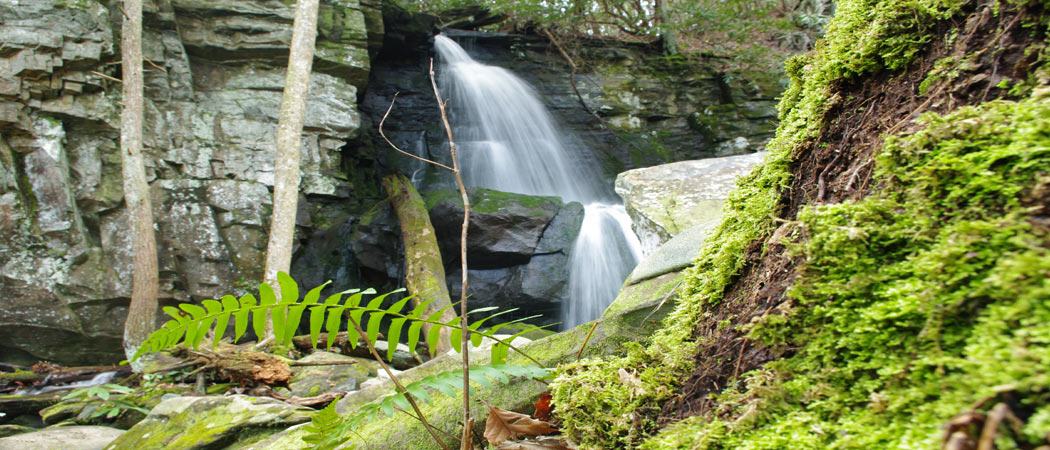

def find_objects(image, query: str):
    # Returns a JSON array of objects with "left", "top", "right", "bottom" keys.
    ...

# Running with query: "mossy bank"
[{"left": 551, "top": 0, "right": 1050, "bottom": 447}]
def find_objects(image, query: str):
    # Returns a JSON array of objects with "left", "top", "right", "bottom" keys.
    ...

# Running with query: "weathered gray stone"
[
  {"left": 0, "top": 425, "right": 123, "bottom": 450},
  {"left": 287, "top": 351, "right": 371, "bottom": 397},
  {"left": 615, "top": 152, "right": 766, "bottom": 254}
]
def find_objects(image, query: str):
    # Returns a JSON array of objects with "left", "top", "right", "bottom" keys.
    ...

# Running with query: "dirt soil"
[{"left": 657, "top": 1, "right": 1041, "bottom": 424}]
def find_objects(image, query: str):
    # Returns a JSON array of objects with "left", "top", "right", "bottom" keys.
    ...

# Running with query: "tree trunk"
[
  {"left": 263, "top": 0, "right": 320, "bottom": 317},
  {"left": 655, "top": 0, "right": 678, "bottom": 55},
  {"left": 382, "top": 174, "right": 456, "bottom": 354},
  {"left": 120, "top": 0, "right": 160, "bottom": 369}
]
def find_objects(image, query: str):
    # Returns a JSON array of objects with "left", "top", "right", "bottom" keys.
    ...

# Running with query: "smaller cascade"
[{"left": 564, "top": 204, "right": 643, "bottom": 327}]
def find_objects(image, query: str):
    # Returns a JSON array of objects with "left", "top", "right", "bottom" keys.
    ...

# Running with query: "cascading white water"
[{"left": 434, "top": 34, "right": 642, "bottom": 328}]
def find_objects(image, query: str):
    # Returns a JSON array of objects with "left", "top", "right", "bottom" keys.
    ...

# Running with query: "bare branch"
[
  {"left": 379, "top": 92, "right": 456, "bottom": 172},
  {"left": 429, "top": 57, "right": 474, "bottom": 450}
]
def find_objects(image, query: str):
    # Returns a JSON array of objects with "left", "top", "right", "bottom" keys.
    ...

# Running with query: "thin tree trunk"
[
  {"left": 655, "top": 0, "right": 678, "bottom": 55},
  {"left": 382, "top": 174, "right": 456, "bottom": 354},
  {"left": 263, "top": 0, "right": 320, "bottom": 319},
  {"left": 120, "top": 0, "right": 160, "bottom": 369}
]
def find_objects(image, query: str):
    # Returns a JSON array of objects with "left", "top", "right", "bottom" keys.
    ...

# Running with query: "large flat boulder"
[{"left": 615, "top": 153, "right": 766, "bottom": 255}]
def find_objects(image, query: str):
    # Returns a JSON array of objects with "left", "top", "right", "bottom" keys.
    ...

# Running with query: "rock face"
[
  {"left": 428, "top": 188, "right": 584, "bottom": 325},
  {"left": 0, "top": 0, "right": 375, "bottom": 364},
  {"left": 615, "top": 152, "right": 767, "bottom": 254}
]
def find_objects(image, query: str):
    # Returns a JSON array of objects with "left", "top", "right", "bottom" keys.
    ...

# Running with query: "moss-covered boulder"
[
  {"left": 102, "top": 395, "right": 313, "bottom": 449},
  {"left": 553, "top": 0, "right": 1050, "bottom": 448}
]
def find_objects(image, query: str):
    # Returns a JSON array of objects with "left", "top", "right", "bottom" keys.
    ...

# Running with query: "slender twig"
[
  {"left": 288, "top": 360, "right": 359, "bottom": 367},
  {"left": 379, "top": 93, "right": 456, "bottom": 172},
  {"left": 90, "top": 70, "right": 122, "bottom": 83},
  {"left": 643, "top": 281, "right": 682, "bottom": 322},
  {"left": 394, "top": 406, "right": 463, "bottom": 443},
  {"left": 429, "top": 57, "right": 474, "bottom": 450},
  {"left": 576, "top": 321, "right": 600, "bottom": 361},
  {"left": 347, "top": 315, "right": 451, "bottom": 450},
  {"left": 144, "top": 57, "right": 164, "bottom": 72}
]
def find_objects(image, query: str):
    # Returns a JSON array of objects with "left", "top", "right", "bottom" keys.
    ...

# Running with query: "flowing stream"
[{"left": 434, "top": 35, "right": 642, "bottom": 328}]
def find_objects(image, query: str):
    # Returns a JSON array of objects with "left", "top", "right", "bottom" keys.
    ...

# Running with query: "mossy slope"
[{"left": 551, "top": 0, "right": 1050, "bottom": 447}]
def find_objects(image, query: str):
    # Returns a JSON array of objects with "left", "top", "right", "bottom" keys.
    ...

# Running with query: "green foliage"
[
  {"left": 642, "top": 76, "right": 1050, "bottom": 449},
  {"left": 304, "top": 364, "right": 551, "bottom": 449},
  {"left": 133, "top": 272, "right": 546, "bottom": 366},
  {"left": 135, "top": 273, "right": 553, "bottom": 449},
  {"left": 61, "top": 383, "right": 151, "bottom": 420}
]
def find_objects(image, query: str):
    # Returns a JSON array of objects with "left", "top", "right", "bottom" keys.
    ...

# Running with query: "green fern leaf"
[
  {"left": 213, "top": 312, "right": 231, "bottom": 349},
  {"left": 277, "top": 271, "right": 298, "bottom": 304},
  {"left": 386, "top": 318, "right": 407, "bottom": 361},
  {"left": 302, "top": 281, "right": 330, "bottom": 306},
  {"left": 233, "top": 294, "right": 254, "bottom": 343},
  {"left": 309, "top": 305, "right": 325, "bottom": 349},
  {"left": 324, "top": 306, "right": 346, "bottom": 350}
]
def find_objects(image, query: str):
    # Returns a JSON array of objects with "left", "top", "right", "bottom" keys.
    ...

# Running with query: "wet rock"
[
  {"left": 0, "top": 425, "right": 123, "bottom": 450},
  {"left": 615, "top": 153, "right": 767, "bottom": 254},
  {"left": 430, "top": 189, "right": 583, "bottom": 324},
  {"left": 427, "top": 188, "right": 562, "bottom": 267}
]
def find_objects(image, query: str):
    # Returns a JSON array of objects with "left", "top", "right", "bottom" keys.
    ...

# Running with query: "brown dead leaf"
[
  {"left": 481, "top": 399, "right": 557, "bottom": 446},
  {"left": 533, "top": 393, "right": 552, "bottom": 421}
]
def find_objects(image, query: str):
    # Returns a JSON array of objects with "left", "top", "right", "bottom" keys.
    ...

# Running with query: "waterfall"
[{"left": 434, "top": 34, "right": 642, "bottom": 328}]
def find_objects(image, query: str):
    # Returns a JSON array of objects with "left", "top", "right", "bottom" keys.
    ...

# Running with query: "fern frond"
[{"left": 133, "top": 272, "right": 549, "bottom": 366}]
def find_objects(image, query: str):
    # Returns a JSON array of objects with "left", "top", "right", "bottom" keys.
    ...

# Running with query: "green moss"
[
  {"left": 424, "top": 187, "right": 561, "bottom": 215},
  {"left": 642, "top": 74, "right": 1050, "bottom": 449}
]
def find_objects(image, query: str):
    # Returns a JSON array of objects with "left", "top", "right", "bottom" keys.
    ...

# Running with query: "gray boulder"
[
  {"left": 615, "top": 152, "right": 766, "bottom": 255},
  {"left": 430, "top": 189, "right": 583, "bottom": 324}
]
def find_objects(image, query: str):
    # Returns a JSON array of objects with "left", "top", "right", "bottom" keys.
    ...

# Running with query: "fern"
[
  {"left": 133, "top": 272, "right": 547, "bottom": 365},
  {"left": 304, "top": 364, "right": 552, "bottom": 449}
]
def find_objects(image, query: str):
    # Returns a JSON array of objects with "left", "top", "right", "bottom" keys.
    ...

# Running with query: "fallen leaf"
[
  {"left": 533, "top": 393, "right": 552, "bottom": 421},
  {"left": 481, "top": 399, "right": 557, "bottom": 446},
  {"left": 618, "top": 368, "right": 644, "bottom": 397}
]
